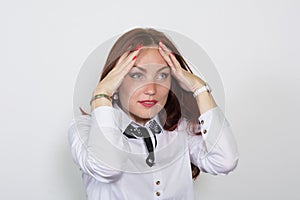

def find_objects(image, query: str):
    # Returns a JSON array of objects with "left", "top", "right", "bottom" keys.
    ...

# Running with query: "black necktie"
[{"left": 123, "top": 120, "right": 162, "bottom": 167}]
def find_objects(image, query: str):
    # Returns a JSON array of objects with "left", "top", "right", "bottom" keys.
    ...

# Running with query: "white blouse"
[{"left": 68, "top": 105, "right": 239, "bottom": 200}]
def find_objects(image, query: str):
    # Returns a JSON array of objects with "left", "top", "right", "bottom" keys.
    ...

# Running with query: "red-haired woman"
[{"left": 68, "top": 28, "right": 238, "bottom": 200}]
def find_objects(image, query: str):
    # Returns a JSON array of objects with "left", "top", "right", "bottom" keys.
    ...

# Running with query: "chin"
[
  {"left": 131, "top": 110, "right": 158, "bottom": 120},
  {"left": 140, "top": 106, "right": 163, "bottom": 116},
  {"left": 135, "top": 113, "right": 156, "bottom": 120}
]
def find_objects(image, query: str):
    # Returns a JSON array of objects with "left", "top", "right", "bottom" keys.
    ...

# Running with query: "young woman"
[{"left": 68, "top": 28, "right": 239, "bottom": 199}]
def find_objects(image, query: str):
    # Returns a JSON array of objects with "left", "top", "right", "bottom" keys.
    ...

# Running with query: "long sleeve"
[
  {"left": 188, "top": 106, "right": 239, "bottom": 175},
  {"left": 68, "top": 106, "right": 129, "bottom": 183}
]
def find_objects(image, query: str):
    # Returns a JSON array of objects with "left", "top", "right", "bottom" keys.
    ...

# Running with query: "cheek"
[
  {"left": 118, "top": 83, "right": 140, "bottom": 107},
  {"left": 158, "top": 79, "right": 171, "bottom": 96},
  {"left": 159, "top": 87, "right": 170, "bottom": 103},
  {"left": 159, "top": 80, "right": 171, "bottom": 104}
]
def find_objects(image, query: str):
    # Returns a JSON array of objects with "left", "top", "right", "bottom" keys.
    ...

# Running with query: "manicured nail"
[
  {"left": 160, "top": 40, "right": 165, "bottom": 46},
  {"left": 159, "top": 43, "right": 164, "bottom": 50},
  {"left": 135, "top": 44, "right": 143, "bottom": 51},
  {"left": 132, "top": 55, "right": 137, "bottom": 60},
  {"left": 171, "top": 52, "right": 175, "bottom": 56}
]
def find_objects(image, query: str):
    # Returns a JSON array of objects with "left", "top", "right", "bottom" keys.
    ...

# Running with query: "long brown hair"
[{"left": 86, "top": 28, "right": 201, "bottom": 179}]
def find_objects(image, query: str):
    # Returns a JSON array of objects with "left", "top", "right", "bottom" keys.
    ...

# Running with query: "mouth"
[{"left": 138, "top": 100, "right": 158, "bottom": 108}]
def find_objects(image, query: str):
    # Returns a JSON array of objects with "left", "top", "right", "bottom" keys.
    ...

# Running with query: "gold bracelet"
[{"left": 90, "top": 93, "right": 112, "bottom": 105}]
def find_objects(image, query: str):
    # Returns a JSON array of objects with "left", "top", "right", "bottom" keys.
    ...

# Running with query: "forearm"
[
  {"left": 194, "top": 82, "right": 217, "bottom": 114},
  {"left": 90, "top": 88, "right": 113, "bottom": 111}
]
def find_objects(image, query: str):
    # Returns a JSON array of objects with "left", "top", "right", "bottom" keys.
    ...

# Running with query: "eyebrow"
[{"left": 132, "top": 65, "right": 170, "bottom": 73}]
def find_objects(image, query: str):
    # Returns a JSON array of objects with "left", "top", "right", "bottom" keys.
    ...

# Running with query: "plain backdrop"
[{"left": 1, "top": 0, "right": 299, "bottom": 199}]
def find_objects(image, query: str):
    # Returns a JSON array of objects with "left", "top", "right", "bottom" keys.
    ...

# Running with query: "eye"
[
  {"left": 129, "top": 73, "right": 144, "bottom": 80},
  {"left": 156, "top": 73, "right": 169, "bottom": 80}
]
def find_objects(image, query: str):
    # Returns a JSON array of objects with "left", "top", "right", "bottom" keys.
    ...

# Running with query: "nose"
[{"left": 143, "top": 82, "right": 157, "bottom": 96}]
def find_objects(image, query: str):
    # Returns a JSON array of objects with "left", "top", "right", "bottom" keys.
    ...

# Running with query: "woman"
[{"left": 68, "top": 28, "right": 239, "bottom": 200}]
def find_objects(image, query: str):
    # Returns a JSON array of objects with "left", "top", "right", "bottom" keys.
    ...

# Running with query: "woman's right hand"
[{"left": 93, "top": 46, "right": 142, "bottom": 97}]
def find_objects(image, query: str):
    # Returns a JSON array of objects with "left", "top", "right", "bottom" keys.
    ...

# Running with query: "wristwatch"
[{"left": 193, "top": 83, "right": 212, "bottom": 98}]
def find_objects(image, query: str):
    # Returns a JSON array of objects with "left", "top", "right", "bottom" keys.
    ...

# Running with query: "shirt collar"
[{"left": 113, "top": 104, "right": 164, "bottom": 133}]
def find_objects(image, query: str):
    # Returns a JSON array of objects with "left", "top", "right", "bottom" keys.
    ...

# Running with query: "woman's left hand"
[{"left": 158, "top": 41, "right": 205, "bottom": 92}]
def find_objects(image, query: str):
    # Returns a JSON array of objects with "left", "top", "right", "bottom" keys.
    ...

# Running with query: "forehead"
[{"left": 135, "top": 48, "right": 167, "bottom": 66}]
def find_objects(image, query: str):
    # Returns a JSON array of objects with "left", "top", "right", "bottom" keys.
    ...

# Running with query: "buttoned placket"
[{"left": 152, "top": 170, "right": 163, "bottom": 199}]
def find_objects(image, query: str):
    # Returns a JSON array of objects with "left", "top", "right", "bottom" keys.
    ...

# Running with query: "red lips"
[{"left": 138, "top": 100, "right": 158, "bottom": 108}]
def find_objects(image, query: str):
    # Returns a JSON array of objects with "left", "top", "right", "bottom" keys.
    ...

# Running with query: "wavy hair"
[{"left": 83, "top": 28, "right": 202, "bottom": 179}]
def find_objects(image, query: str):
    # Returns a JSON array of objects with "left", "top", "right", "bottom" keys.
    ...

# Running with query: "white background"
[{"left": 1, "top": 0, "right": 299, "bottom": 199}]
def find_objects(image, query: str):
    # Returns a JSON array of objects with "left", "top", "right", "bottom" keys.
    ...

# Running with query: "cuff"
[
  {"left": 92, "top": 106, "right": 119, "bottom": 128},
  {"left": 198, "top": 106, "right": 227, "bottom": 150}
]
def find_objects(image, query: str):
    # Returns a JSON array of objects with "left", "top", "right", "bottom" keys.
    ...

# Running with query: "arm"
[
  {"left": 68, "top": 106, "right": 128, "bottom": 183},
  {"left": 68, "top": 48, "right": 142, "bottom": 181},
  {"left": 191, "top": 80, "right": 238, "bottom": 174},
  {"left": 188, "top": 107, "right": 239, "bottom": 175},
  {"left": 158, "top": 41, "right": 238, "bottom": 174}
]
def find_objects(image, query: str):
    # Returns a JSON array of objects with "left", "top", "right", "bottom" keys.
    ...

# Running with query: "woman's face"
[{"left": 118, "top": 48, "right": 171, "bottom": 125}]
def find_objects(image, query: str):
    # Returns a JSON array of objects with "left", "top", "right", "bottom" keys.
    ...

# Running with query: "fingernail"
[
  {"left": 159, "top": 43, "right": 164, "bottom": 50},
  {"left": 135, "top": 44, "right": 143, "bottom": 51},
  {"left": 132, "top": 55, "right": 137, "bottom": 60},
  {"left": 171, "top": 52, "right": 175, "bottom": 56}
]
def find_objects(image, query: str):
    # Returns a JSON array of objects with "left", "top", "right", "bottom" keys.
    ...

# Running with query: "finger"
[
  {"left": 159, "top": 41, "right": 182, "bottom": 71},
  {"left": 159, "top": 41, "right": 180, "bottom": 73},
  {"left": 113, "top": 48, "right": 140, "bottom": 73},
  {"left": 158, "top": 46, "right": 175, "bottom": 71},
  {"left": 112, "top": 49, "right": 141, "bottom": 80},
  {"left": 116, "top": 51, "right": 131, "bottom": 66},
  {"left": 159, "top": 41, "right": 172, "bottom": 54},
  {"left": 96, "top": 50, "right": 139, "bottom": 94},
  {"left": 120, "top": 48, "right": 141, "bottom": 72},
  {"left": 127, "top": 48, "right": 141, "bottom": 63},
  {"left": 169, "top": 52, "right": 182, "bottom": 71},
  {"left": 124, "top": 44, "right": 143, "bottom": 62},
  {"left": 121, "top": 53, "right": 138, "bottom": 75},
  {"left": 103, "top": 51, "right": 133, "bottom": 84}
]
